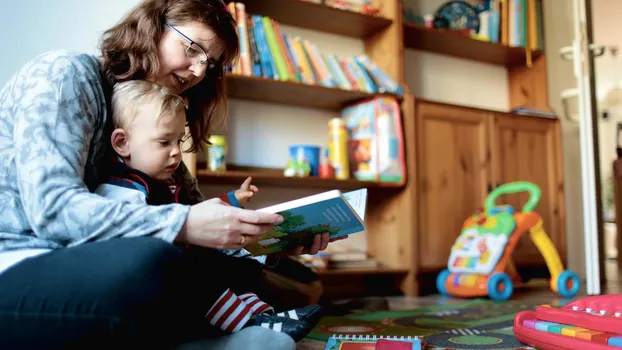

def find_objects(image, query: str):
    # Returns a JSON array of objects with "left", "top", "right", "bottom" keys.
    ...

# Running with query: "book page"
[{"left": 343, "top": 188, "right": 368, "bottom": 220}]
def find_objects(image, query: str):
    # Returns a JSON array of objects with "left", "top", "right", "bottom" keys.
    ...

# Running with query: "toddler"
[{"left": 94, "top": 80, "right": 321, "bottom": 341}]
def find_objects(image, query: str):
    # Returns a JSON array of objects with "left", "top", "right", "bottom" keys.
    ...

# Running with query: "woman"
[{"left": 0, "top": 0, "right": 334, "bottom": 348}]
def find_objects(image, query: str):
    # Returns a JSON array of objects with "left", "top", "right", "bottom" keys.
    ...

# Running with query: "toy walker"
[{"left": 436, "top": 181, "right": 580, "bottom": 301}]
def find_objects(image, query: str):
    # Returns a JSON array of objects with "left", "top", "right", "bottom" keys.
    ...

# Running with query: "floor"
[{"left": 296, "top": 260, "right": 622, "bottom": 349}]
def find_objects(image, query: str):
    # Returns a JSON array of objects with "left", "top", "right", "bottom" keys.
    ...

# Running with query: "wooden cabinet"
[
  {"left": 415, "top": 101, "right": 491, "bottom": 268},
  {"left": 490, "top": 113, "right": 565, "bottom": 266},
  {"left": 414, "top": 100, "right": 565, "bottom": 277}
]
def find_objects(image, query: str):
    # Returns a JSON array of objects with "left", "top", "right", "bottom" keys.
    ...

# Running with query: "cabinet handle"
[{"left": 487, "top": 183, "right": 494, "bottom": 192}]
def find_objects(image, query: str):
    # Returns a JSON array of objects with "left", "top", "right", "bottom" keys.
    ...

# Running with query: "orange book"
[{"left": 338, "top": 57, "right": 359, "bottom": 91}]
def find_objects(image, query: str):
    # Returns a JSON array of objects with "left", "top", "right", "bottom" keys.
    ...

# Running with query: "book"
[
  {"left": 324, "top": 334, "right": 428, "bottom": 350},
  {"left": 244, "top": 189, "right": 367, "bottom": 256}
]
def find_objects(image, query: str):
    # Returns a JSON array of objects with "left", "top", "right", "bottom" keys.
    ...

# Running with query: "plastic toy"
[
  {"left": 514, "top": 294, "right": 622, "bottom": 349},
  {"left": 436, "top": 181, "right": 580, "bottom": 301}
]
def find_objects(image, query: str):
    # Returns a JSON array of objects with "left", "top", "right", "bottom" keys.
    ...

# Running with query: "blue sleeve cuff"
[{"left": 227, "top": 190, "right": 243, "bottom": 208}]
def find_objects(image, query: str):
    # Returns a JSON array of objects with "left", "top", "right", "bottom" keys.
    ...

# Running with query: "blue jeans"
[{"left": 0, "top": 237, "right": 293, "bottom": 349}]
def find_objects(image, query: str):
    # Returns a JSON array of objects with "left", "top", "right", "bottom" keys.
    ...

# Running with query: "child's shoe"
[
  {"left": 273, "top": 305, "right": 323, "bottom": 327},
  {"left": 246, "top": 313, "right": 311, "bottom": 342}
]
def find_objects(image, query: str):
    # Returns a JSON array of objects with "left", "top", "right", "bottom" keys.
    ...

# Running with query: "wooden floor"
[{"left": 296, "top": 260, "right": 622, "bottom": 349}]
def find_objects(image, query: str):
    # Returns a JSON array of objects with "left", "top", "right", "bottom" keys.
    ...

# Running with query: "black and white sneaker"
[
  {"left": 246, "top": 313, "right": 311, "bottom": 342},
  {"left": 274, "top": 305, "right": 323, "bottom": 327}
]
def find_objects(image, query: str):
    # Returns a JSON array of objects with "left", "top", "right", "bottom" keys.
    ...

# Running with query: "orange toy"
[{"left": 436, "top": 182, "right": 580, "bottom": 301}]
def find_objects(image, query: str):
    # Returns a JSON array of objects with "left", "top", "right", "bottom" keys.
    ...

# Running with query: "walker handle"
[{"left": 484, "top": 181, "right": 541, "bottom": 213}]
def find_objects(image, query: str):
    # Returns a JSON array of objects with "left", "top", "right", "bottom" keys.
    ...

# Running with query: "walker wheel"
[
  {"left": 556, "top": 270, "right": 580, "bottom": 298},
  {"left": 436, "top": 269, "right": 452, "bottom": 296},
  {"left": 487, "top": 273, "right": 514, "bottom": 301}
]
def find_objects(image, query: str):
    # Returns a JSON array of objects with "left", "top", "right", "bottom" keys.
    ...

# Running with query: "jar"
[{"left": 206, "top": 135, "right": 227, "bottom": 172}]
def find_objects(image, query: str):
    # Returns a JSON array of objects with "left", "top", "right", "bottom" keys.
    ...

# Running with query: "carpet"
[{"left": 307, "top": 298, "right": 570, "bottom": 349}]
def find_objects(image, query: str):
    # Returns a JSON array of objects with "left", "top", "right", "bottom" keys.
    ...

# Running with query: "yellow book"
[
  {"left": 291, "top": 37, "right": 316, "bottom": 84},
  {"left": 527, "top": 0, "right": 538, "bottom": 51}
]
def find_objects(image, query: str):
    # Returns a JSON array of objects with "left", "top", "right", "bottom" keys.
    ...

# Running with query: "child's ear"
[{"left": 111, "top": 128, "right": 130, "bottom": 158}]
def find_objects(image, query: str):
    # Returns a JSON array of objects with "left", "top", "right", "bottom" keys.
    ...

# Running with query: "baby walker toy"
[{"left": 436, "top": 181, "right": 580, "bottom": 301}]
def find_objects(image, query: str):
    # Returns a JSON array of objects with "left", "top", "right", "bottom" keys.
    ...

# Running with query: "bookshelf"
[
  {"left": 197, "top": 167, "right": 404, "bottom": 190},
  {"left": 184, "top": 0, "right": 557, "bottom": 297},
  {"left": 226, "top": 74, "right": 402, "bottom": 111},
  {"left": 403, "top": 23, "right": 543, "bottom": 67},
  {"left": 230, "top": 0, "right": 393, "bottom": 39}
]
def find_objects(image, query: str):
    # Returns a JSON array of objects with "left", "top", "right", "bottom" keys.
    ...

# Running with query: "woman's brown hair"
[{"left": 99, "top": 0, "right": 239, "bottom": 152}]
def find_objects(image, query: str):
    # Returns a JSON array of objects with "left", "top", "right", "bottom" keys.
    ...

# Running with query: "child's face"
[{"left": 125, "top": 104, "right": 186, "bottom": 181}]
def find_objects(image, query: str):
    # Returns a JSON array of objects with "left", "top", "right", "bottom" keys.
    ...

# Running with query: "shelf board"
[
  {"left": 231, "top": 0, "right": 392, "bottom": 39},
  {"left": 226, "top": 74, "right": 400, "bottom": 111},
  {"left": 316, "top": 267, "right": 410, "bottom": 277},
  {"left": 196, "top": 165, "right": 404, "bottom": 190},
  {"left": 403, "top": 23, "right": 543, "bottom": 67}
]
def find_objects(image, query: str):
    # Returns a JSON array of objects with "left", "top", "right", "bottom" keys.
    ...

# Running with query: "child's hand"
[{"left": 235, "top": 176, "right": 258, "bottom": 206}]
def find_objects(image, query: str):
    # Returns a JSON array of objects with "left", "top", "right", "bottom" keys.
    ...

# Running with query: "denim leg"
[{"left": 0, "top": 237, "right": 229, "bottom": 350}]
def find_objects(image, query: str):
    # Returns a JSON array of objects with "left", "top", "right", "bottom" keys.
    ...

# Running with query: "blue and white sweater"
[{"left": 0, "top": 50, "right": 255, "bottom": 262}]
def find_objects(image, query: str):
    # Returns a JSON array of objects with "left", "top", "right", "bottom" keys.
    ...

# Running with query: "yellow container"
[
  {"left": 328, "top": 118, "right": 350, "bottom": 180},
  {"left": 206, "top": 135, "right": 227, "bottom": 172}
]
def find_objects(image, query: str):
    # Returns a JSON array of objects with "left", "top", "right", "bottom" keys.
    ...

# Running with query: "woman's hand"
[
  {"left": 176, "top": 198, "right": 283, "bottom": 249},
  {"left": 272, "top": 232, "right": 350, "bottom": 256}
]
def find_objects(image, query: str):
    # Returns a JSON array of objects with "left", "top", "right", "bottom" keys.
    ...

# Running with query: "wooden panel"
[
  {"left": 365, "top": 0, "right": 403, "bottom": 82},
  {"left": 403, "top": 23, "right": 543, "bottom": 67},
  {"left": 416, "top": 101, "right": 491, "bottom": 269},
  {"left": 508, "top": 55, "right": 550, "bottom": 110},
  {"left": 232, "top": 0, "right": 392, "bottom": 39},
  {"left": 366, "top": 92, "right": 417, "bottom": 295},
  {"left": 225, "top": 74, "right": 401, "bottom": 111},
  {"left": 491, "top": 114, "right": 565, "bottom": 266}
]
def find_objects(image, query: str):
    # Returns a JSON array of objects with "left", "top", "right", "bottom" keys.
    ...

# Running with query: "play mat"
[{"left": 307, "top": 298, "right": 571, "bottom": 349}]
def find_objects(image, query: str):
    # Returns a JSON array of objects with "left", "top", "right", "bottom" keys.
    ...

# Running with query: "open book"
[{"left": 244, "top": 188, "right": 368, "bottom": 256}]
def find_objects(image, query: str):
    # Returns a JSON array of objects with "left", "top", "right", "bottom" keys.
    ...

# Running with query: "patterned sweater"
[{"left": 0, "top": 50, "right": 251, "bottom": 261}]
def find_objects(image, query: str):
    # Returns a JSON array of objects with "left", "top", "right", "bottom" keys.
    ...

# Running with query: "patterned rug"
[{"left": 307, "top": 298, "right": 570, "bottom": 349}]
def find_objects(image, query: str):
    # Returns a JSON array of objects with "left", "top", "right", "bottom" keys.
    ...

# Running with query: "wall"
[
  {"left": 402, "top": 0, "right": 509, "bottom": 111},
  {"left": 540, "top": 0, "right": 585, "bottom": 276},
  {"left": 592, "top": 0, "right": 622, "bottom": 220}
]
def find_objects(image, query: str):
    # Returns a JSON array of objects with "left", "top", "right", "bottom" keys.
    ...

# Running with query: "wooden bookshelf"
[
  {"left": 226, "top": 74, "right": 401, "bottom": 111},
  {"left": 403, "top": 23, "right": 543, "bottom": 67},
  {"left": 196, "top": 167, "right": 404, "bottom": 190},
  {"left": 231, "top": 0, "right": 392, "bottom": 39},
  {"left": 316, "top": 267, "right": 410, "bottom": 277}
]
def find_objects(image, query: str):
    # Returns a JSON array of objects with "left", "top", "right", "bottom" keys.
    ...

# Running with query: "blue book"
[{"left": 244, "top": 189, "right": 367, "bottom": 256}]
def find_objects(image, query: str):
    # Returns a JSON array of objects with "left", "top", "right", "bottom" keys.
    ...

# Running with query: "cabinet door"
[
  {"left": 491, "top": 114, "right": 565, "bottom": 266},
  {"left": 416, "top": 101, "right": 492, "bottom": 269}
]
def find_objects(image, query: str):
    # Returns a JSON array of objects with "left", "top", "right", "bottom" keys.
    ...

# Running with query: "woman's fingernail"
[{"left": 273, "top": 215, "right": 284, "bottom": 224}]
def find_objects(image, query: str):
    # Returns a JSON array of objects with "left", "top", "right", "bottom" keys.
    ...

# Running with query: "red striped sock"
[
  {"left": 239, "top": 292, "right": 274, "bottom": 315},
  {"left": 205, "top": 289, "right": 253, "bottom": 333}
]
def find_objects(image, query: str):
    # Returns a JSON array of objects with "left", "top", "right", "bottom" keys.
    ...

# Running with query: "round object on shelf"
[{"left": 433, "top": 1, "right": 480, "bottom": 33}]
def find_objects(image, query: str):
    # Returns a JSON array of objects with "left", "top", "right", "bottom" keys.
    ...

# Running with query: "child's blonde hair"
[{"left": 111, "top": 80, "right": 186, "bottom": 130}]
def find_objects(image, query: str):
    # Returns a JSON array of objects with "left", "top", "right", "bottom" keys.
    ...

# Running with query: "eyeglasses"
[{"left": 166, "top": 24, "right": 218, "bottom": 71}]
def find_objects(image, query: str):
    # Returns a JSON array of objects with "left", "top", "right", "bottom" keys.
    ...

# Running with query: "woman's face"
[{"left": 152, "top": 21, "right": 224, "bottom": 95}]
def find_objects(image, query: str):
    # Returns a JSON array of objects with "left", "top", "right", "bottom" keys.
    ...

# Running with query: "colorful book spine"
[
  {"left": 303, "top": 40, "right": 336, "bottom": 88},
  {"left": 246, "top": 17, "right": 262, "bottom": 77},
  {"left": 289, "top": 37, "right": 315, "bottom": 84},
  {"left": 251, "top": 15, "right": 276, "bottom": 80},
  {"left": 262, "top": 16, "right": 290, "bottom": 81},
  {"left": 356, "top": 55, "right": 403, "bottom": 96},
  {"left": 235, "top": 3, "right": 251, "bottom": 76}
]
